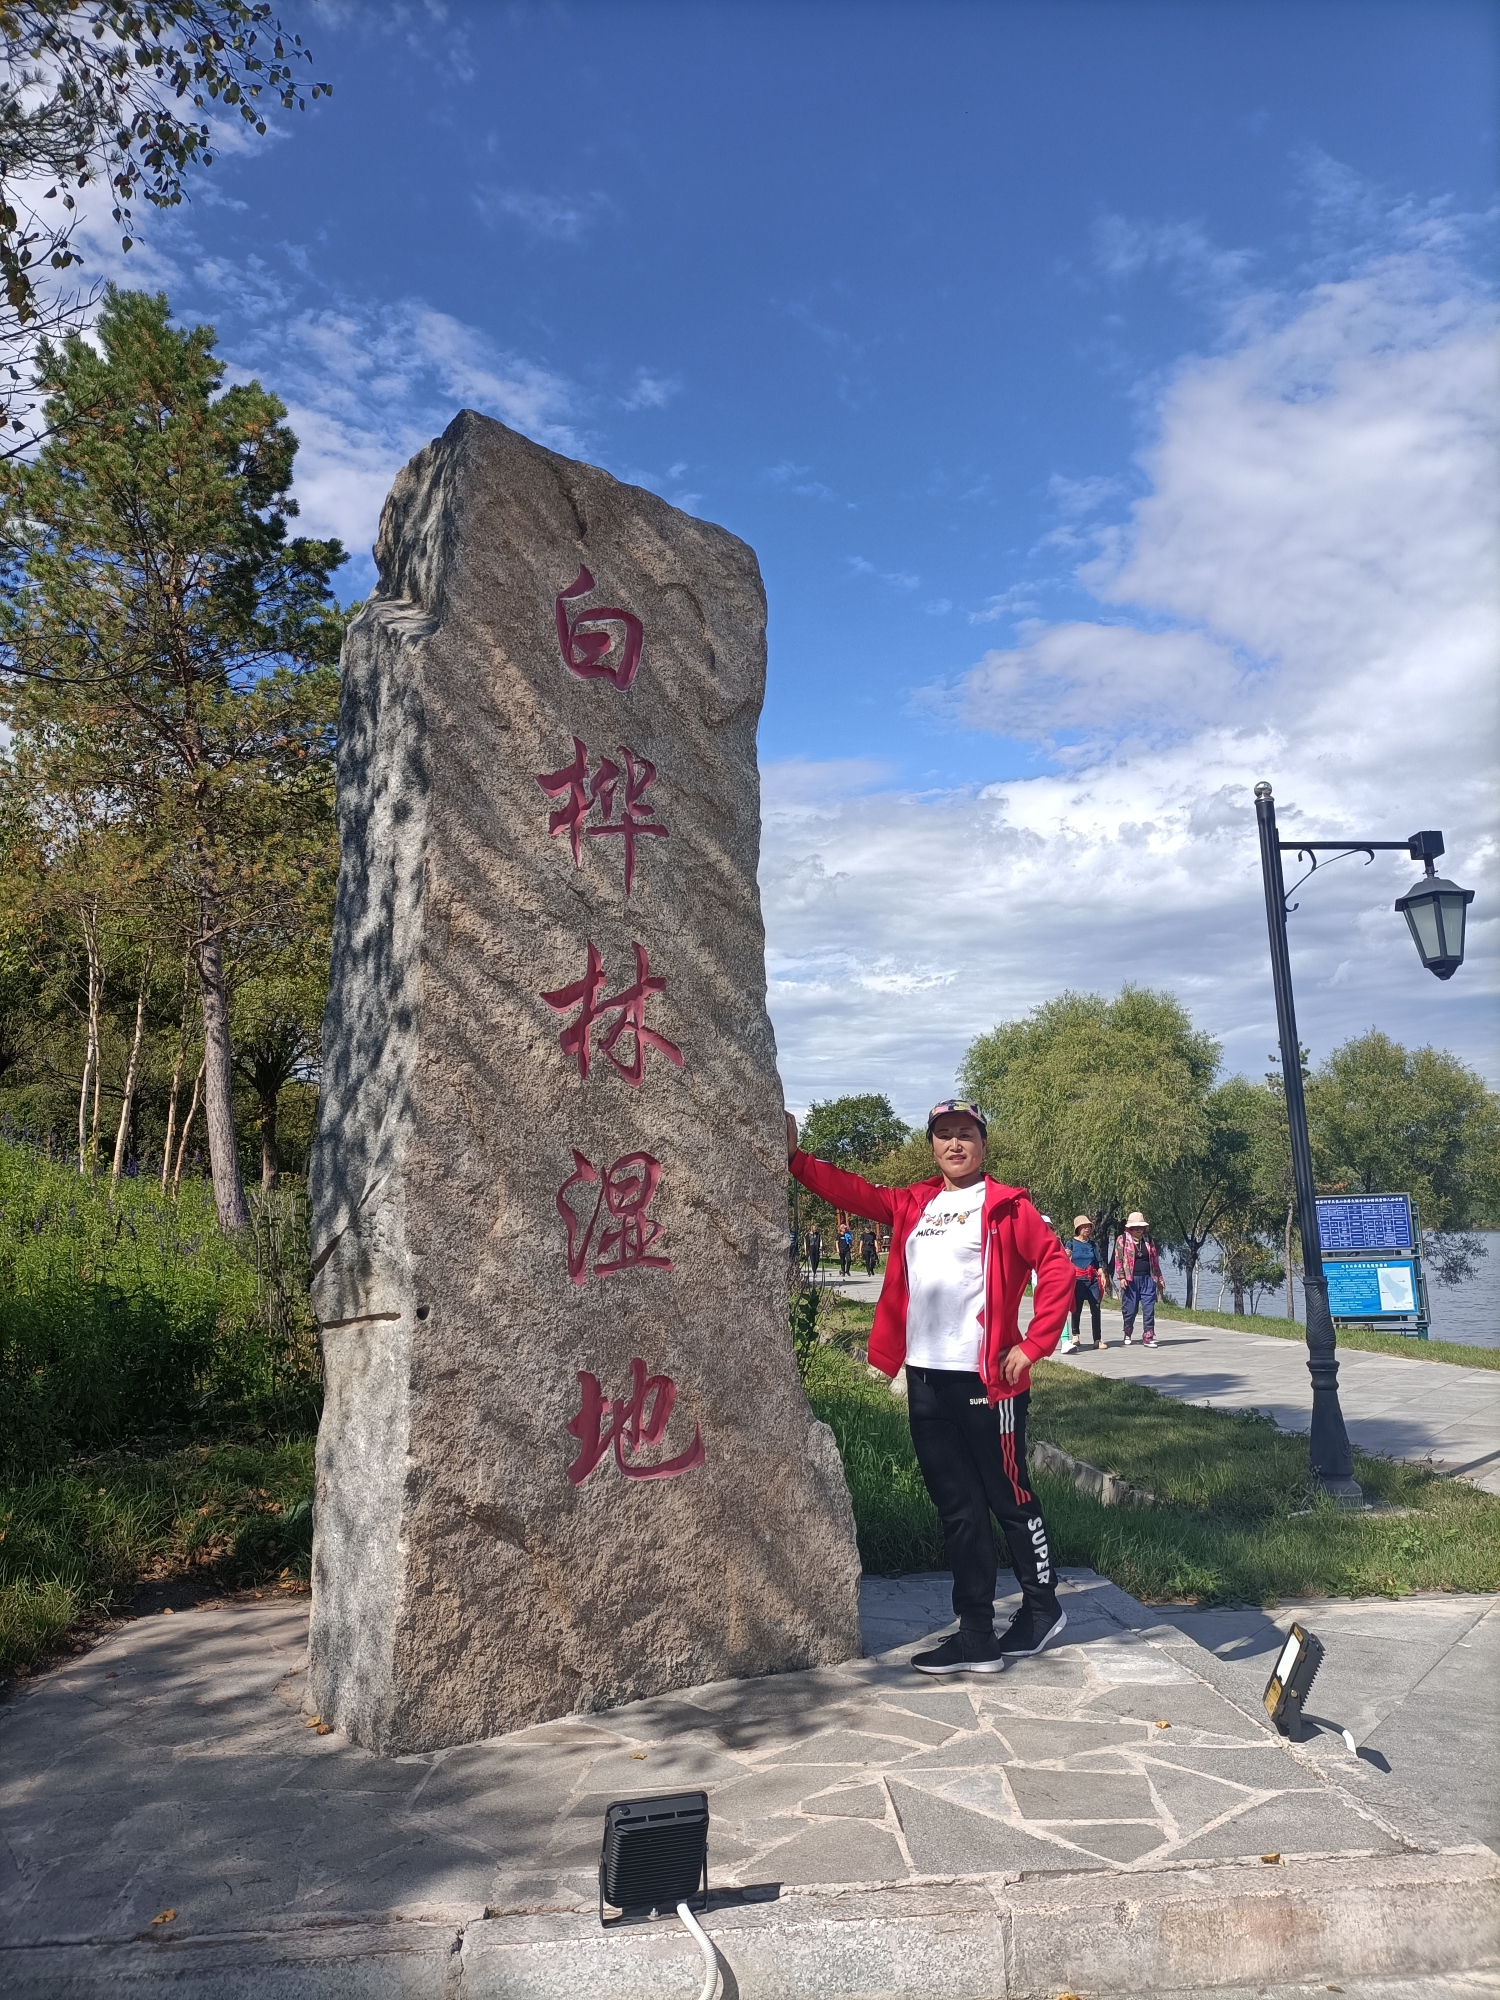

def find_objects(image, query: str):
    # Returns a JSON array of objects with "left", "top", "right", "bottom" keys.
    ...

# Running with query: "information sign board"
[
  {"left": 1316, "top": 1194, "right": 1415, "bottom": 1255},
  {"left": 1326, "top": 1259, "right": 1420, "bottom": 1319}
]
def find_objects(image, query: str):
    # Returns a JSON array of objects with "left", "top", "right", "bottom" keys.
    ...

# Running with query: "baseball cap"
[{"left": 926, "top": 1098, "right": 988, "bottom": 1140}]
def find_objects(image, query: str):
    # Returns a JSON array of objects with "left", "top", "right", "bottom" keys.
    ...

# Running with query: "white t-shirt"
[{"left": 904, "top": 1182, "right": 987, "bottom": 1371}]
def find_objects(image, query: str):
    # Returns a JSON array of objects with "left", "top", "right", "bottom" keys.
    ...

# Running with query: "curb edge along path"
[
  {"left": 1021, "top": 1298, "right": 1500, "bottom": 1497},
  {"left": 5, "top": 1857, "right": 1495, "bottom": 1999}
]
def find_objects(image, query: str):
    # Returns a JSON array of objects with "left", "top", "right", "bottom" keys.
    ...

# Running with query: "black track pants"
[
  {"left": 1071, "top": 1279, "right": 1101, "bottom": 1343},
  {"left": 906, "top": 1366, "right": 1056, "bottom": 1631}
]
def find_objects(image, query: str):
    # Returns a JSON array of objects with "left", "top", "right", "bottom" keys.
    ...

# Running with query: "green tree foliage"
[
  {"left": 790, "top": 1092, "right": 912, "bottom": 1236},
  {"left": 864, "top": 1129, "right": 944, "bottom": 1189},
  {"left": 798, "top": 1093, "right": 910, "bottom": 1168},
  {"left": 1, "top": 3, "right": 328, "bottom": 443},
  {"left": 0, "top": 287, "right": 344, "bottom": 1226},
  {"left": 1306, "top": 1030, "right": 1500, "bottom": 1231},
  {"left": 1156, "top": 1077, "right": 1259, "bottom": 1309},
  {"left": 231, "top": 950, "right": 324, "bottom": 1190},
  {"left": 960, "top": 986, "right": 1220, "bottom": 1256}
]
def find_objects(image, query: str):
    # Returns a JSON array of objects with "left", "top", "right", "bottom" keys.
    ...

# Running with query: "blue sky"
[{"left": 94, "top": 0, "right": 1499, "bottom": 1117}]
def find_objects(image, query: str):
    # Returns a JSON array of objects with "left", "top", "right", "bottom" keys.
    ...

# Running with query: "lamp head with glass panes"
[{"left": 1394, "top": 833, "right": 1474, "bottom": 982}]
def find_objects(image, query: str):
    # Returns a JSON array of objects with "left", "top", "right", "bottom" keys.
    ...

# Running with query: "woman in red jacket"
[{"left": 787, "top": 1099, "right": 1074, "bottom": 1673}]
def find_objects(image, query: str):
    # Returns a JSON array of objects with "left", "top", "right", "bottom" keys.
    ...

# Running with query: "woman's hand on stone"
[{"left": 786, "top": 1111, "right": 799, "bottom": 1161}]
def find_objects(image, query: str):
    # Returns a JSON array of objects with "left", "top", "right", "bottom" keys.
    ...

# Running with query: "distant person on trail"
[
  {"left": 838, "top": 1226, "right": 854, "bottom": 1277},
  {"left": 860, "top": 1225, "right": 878, "bottom": 1277},
  {"left": 806, "top": 1226, "right": 822, "bottom": 1279},
  {"left": 1063, "top": 1216, "right": 1106, "bottom": 1351},
  {"left": 1113, "top": 1211, "right": 1163, "bottom": 1346},
  {"left": 787, "top": 1098, "right": 1074, "bottom": 1674}
]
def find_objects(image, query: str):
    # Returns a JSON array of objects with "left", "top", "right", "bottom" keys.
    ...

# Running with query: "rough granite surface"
[{"left": 308, "top": 411, "right": 861, "bottom": 1755}]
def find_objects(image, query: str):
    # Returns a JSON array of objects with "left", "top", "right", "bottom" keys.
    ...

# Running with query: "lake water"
[{"left": 1166, "top": 1233, "right": 1499, "bottom": 1351}]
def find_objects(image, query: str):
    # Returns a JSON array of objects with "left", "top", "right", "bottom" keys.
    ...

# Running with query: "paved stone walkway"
[
  {"left": 0, "top": 1573, "right": 1434, "bottom": 1926},
  {"left": 3, "top": 1572, "right": 1494, "bottom": 1995},
  {"left": 1152, "top": 1591, "right": 1500, "bottom": 1856}
]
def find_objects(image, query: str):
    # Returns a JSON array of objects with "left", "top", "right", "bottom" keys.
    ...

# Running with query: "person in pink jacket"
[{"left": 787, "top": 1098, "right": 1074, "bottom": 1674}]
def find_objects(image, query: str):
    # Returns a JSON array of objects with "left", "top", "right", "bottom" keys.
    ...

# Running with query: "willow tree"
[
  {"left": 960, "top": 985, "right": 1220, "bottom": 1267},
  {"left": 0, "top": 287, "right": 344, "bottom": 1227}
]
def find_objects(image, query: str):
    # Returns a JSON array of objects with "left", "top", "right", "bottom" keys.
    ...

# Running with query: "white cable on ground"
[{"left": 675, "top": 1900, "right": 720, "bottom": 2000}]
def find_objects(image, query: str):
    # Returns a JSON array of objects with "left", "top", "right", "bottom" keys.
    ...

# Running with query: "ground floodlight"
[
  {"left": 1263, "top": 1622, "right": 1325, "bottom": 1738},
  {"left": 599, "top": 1792, "right": 709, "bottom": 1923}
]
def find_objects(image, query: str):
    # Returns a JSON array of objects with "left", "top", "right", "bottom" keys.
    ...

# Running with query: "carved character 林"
[{"left": 541, "top": 940, "right": 684, "bottom": 1087}]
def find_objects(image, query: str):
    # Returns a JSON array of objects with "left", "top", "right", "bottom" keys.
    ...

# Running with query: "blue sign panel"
[
  {"left": 1316, "top": 1194, "right": 1415, "bottom": 1254},
  {"left": 1327, "top": 1259, "right": 1420, "bottom": 1318}
]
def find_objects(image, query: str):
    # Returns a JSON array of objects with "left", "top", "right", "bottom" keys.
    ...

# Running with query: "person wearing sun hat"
[
  {"left": 1113, "top": 1210, "right": 1164, "bottom": 1346},
  {"left": 786, "top": 1096, "right": 1074, "bottom": 1674},
  {"left": 1064, "top": 1215, "right": 1106, "bottom": 1350}
]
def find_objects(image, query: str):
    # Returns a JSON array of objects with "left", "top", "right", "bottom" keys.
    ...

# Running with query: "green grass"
[
  {"left": 802, "top": 1340, "right": 1500, "bottom": 1605},
  {"left": 0, "top": 1439, "right": 315, "bottom": 1675},
  {"left": 1152, "top": 1297, "right": 1500, "bottom": 1369},
  {"left": 0, "top": 1135, "right": 323, "bottom": 1678},
  {"left": 0, "top": 1139, "right": 321, "bottom": 1478}
]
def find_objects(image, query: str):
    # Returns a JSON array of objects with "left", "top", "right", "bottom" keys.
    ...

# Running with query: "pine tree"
[{"left": 0, "top": 287, "right": 344, "bottom": 1227}]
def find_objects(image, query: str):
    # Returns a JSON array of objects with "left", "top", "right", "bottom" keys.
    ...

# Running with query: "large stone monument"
[{"left": 308, "top": 412, "right": 862, "bottom": 1755}]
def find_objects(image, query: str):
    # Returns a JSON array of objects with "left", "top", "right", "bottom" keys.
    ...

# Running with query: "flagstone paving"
[{"left": 1, "top": 1571, "right": 1426, "bottom": 1953}]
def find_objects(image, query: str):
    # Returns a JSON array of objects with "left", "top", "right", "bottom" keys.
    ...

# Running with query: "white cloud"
[
  {"left": 765, "top": 460, "right": 835, "bottom": 500},
  {"left": 475, "top": 187, "right": 611, "bottom": 242},
  {"left": 765, "top": 225, "right": 1500, "bottom": 1117},
  {"left": 961, "top": 622, "right": 1244, "bottom": 746},
  {"left": 622, "top": 370, "right": 680, "bottom": 411},
  {"left": 848, "top": 556, "right": 920, "bottom": 589},
  {"left": 968, "top": 583, "right": 1042, "bottom": 626},
  {"left": 1047, "top": 472, "right": 1125, "bottom": 517},
  {"left": 1092, "top": 212, "right": 1259, "bottom": 297},
  {"left": 213, "top": 296, "right": 584, "bottom": 564}
]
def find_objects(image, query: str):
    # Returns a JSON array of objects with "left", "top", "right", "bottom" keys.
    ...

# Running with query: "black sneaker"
[
  {"left": 995, "top": 1603, "right": 1068, "bottom": 1659},
  {"left": 911, "top": 1628, "right": 1007, "bottom": 1676}
]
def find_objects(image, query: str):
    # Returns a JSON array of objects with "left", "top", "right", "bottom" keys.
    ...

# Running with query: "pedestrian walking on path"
[
  {"left": 806, "top": 1225, "right": 822, "bottom": 1279},
  {"left": 860, "top": 1224, "right": 878, "bottom": 1276},
  {"left": 838, "top": 1225, "right": 854, "bottom": 1277},
  {"left": 1063, "top": 1215, "right": 1106, "bottom": 1351},
  {"left": 1114, "top": 1211, "right": 1163, "bottom": 1345},
  {"left": 788, "top": 1097, "right": 1074, "bottom": 1673}
]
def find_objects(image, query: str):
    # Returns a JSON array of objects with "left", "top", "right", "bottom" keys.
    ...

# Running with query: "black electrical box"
[
  {"left": 1263, "top": 1622, "right": 1324, "bottom": 1738},
  {"left": 599, "top": 1792, "right": 709, "bottom": 1924}
]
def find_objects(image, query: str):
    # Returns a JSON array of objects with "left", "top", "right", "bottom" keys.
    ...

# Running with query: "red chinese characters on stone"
[
  {"left": 556, "top": 1148, "right": 672, "bottom": 1284},
  {"left": 555, "top": 565, "right": 644, "bottom": 691},
  {"left": 566, "top": 1357, "right": 705, "bottom": 1485},
  {"left": 534, "top": 737, "right": 667, "bottom": 895},
  {"left": 542, "top": 941, "right": 684, "bottom": 1088}
]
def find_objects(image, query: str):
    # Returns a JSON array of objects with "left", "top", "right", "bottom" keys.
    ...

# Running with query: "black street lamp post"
[{"left": 1253, "top": 782, "right": 1474, "bottom": 1506}]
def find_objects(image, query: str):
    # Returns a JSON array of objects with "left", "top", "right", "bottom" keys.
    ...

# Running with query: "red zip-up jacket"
[{"left": 790, "top": 1151, "right": 1074, "bottom": 1403}]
